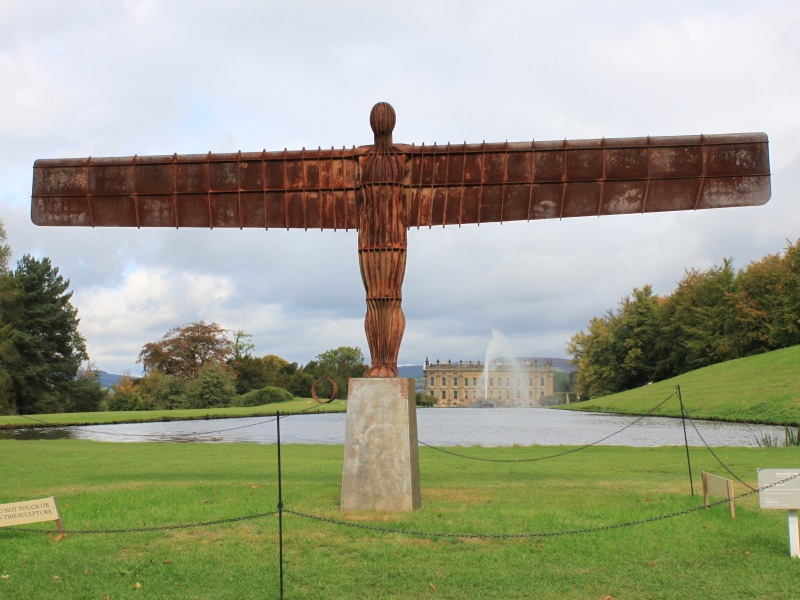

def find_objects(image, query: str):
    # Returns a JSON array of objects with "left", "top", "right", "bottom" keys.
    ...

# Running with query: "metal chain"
[
  {"left": 4, "top": 511, "right": 278, "bottom": 535},
  {"left": 284, "top": 470, "right": 800, "bottom": 540},
  {"left": 682, "top": 408, "right": 757, "bottom": 491},
  {"left": 5, "top": 469, "right": 798, "bottom": 540}
]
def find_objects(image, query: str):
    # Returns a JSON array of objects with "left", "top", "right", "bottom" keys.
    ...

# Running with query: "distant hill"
[
  {"left": 96, "top": 371, "right": 124, "bottom": 388},
  {"left": 398, "top": 365, "right": 424, "bottom": 379}
]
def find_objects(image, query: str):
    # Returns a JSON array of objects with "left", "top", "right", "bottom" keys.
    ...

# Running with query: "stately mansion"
[{"left": 423, "top": 357, "right": 556, "bottom": 407}]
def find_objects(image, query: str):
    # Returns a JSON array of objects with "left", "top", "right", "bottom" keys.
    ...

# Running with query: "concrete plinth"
[{"left": 341, "top": 378, "right": 421, "bottom": 511}]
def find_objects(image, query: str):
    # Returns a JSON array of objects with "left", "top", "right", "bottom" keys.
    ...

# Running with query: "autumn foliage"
[{"left": 568, "top": 238, "right": 800, "bottom": 398}]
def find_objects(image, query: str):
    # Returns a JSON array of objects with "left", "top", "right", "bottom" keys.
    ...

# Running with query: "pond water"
[{"left": 0, "top": 408, "right": 785, "bottom": 447}]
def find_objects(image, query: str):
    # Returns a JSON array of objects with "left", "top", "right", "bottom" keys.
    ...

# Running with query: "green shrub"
[
  {"left": 107, "top": 390, "right": 149, "bottom": 411},
  {"left": 239, "top": 386, "right": 293, "bottom": 406}
]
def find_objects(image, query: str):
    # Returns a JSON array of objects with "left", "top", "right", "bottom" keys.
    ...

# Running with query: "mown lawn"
[{"left": 2, "top": 439, "right": 800, "bottom": 599}]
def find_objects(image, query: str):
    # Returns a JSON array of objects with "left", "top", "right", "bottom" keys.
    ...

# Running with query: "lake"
[{"left": 0, "top": 407, "right": 785, "bottom": 447}]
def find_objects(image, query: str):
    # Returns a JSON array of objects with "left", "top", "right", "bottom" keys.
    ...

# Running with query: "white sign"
[
  {"left": 758, "top": 469, "right": 800, "bottom": 509},
  {"left": 758, "top": 469, "right": 800, "bottom": 558}
]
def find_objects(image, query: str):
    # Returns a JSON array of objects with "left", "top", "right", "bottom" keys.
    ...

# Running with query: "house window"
[
  {"left": 430, "top": 377, "right": 434, "bottom": 387},
  {"left": 541, "top": 377, "right": 545, "bottom": 387},
  {"left": 453, "top": 390, "right": 458, "bottom": 399},
  {"left": 529, "top": 377, "right": 533, "bottom": 387},
  {"left": 441, "top": 390, "right": 447, "bottom": 399},
  {"left": 442, "top": 377, "right": 446, "bottom": 386},
  {"left": 489, "top": 377, "right": 494, "bottom": 386},
  {"left": 453, "top": 377, "right": 458, "bottom": 387},
  {"left": 473, "top": 377, "right": 478, "bottom": 386}
]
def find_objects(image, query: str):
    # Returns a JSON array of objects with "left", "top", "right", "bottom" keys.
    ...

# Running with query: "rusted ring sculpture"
[{"left": 311, "top": 378, "right": 338, "bottom": 404}]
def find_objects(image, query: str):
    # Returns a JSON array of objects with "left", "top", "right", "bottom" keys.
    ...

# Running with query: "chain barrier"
[
  {"left": 5, "top": 389, "right": 798, "bottom": 543},
  {"left": 681, "top": 408, "right": 757, "bottom": 491},
  {"left": 283, "top": 469, "right": 800, "bottom": 540},
  {"left": 2, "top": 511, "right": 278, "bottom": 536},
  {"left": 8, "top": 470, "right": 797, "bottom": 540},
  {"left": 419, "top": 391, "right": 677, "bottom": 463}
]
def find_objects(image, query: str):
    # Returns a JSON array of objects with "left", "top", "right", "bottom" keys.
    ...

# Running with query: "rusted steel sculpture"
[{"left": 31, "top": 102, "right": 771, "bottom": 377}]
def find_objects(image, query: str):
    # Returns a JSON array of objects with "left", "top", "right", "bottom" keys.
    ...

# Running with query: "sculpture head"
[{"left": 369, "top": 102, "right": 395, "bottom": 146}]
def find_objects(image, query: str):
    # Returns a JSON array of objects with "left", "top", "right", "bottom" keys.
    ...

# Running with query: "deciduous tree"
[{"left": 138, "top": 321, "right": 233, "bottom": 379}]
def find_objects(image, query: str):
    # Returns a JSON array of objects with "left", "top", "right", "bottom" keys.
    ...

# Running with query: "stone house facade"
[{"left": 423, "top": 358, "right": 555, "bottom": 407}]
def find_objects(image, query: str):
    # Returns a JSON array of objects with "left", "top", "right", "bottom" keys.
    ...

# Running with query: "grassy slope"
[
  {"left": 0, "top": 398, "right": 346, "bottom": 429},
  {"left": 562, "top": 345, "right": 800, "bottom": 425}
]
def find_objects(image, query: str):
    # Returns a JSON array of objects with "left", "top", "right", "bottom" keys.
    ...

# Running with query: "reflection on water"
[{"left": 0, "top": 408, "right": 786, "bottom": 447}]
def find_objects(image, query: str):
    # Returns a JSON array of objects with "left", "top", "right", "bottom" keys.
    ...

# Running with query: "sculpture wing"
[
  {"left": 32, "top": 148, "right": 360, "bottom": 230},
  {"left": 401, "top": 133, "right": 771, "bottom": 227}
]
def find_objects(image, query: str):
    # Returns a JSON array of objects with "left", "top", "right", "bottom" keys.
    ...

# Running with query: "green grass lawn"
[
  {"left": 2, "top": 440, "right": 800, "bottom": 599},
  {"left": 0, "top": 397, "right": 346, "bottom": 429},
  {"left": 563, "top": 345, "right": 800, "bottom": 425}
]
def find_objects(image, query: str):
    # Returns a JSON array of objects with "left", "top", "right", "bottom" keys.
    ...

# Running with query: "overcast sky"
[{"left": 1, "top": 1, "right": 799, "bottom": 375}]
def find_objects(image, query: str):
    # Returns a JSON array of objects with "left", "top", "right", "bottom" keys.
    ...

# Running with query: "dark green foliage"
[
  {"left": 230, "top": 354, "right": 302, "bottom": 395},
  {"left": 302, "top": 345, "right": 367, "bottom": 399},
  {"left": 569, "top": 239, "right": 800, "bottom": 398},
  {"left": 238, "top": 385, "right": 293, "bottom": 406},
  {"left": 66, "top": 370, "right": 107, "bottom": 412},
  {"left": 137, "top": 371, "right": 187, "bottom": 409},
  {"left": 107, "top": 389, "right": 148, "bottom": 411},
  {"left": 185, "top": 361, "right": 237, "bottom": 408},
  {"left": 1, "top": 254, "right": 92, "bottom": 414}
]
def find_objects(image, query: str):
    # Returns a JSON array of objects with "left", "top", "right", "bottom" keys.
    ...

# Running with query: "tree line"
[
  {"left": 110, "top": 321, "right": 366, "bottom": 411},
  {"left": 567, "top": 238, "right": 800, "bottom": 398},
  {"left": 0, "top": 217, "right": 366, "bottom": 414},
  {"left": 0, "top": 221, "right": 106, "bottom": 414}
]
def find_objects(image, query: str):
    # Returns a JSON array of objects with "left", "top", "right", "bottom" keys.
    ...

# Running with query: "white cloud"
[{"left": 1, "top": 0, "right": 798, "bottom": 374}]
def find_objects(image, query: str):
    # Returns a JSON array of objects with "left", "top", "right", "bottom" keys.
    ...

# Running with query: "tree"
[
  {"left": 109, "top": 374, "right": 149, "bottom": 411},
  {"left": 230, "top": 330, "right": 255, "bottom": 361},
  {"left": 138, "top": 321, "right": 233, "bottom": 379},
  {"left": 655, "top": 261, "right": 738, "bottom": 377},
  {"left": 137, "top": 370, "right": 187, "bottom": 409},
  {"left": 0, "top": 219, "right": 10, "bottom": 274},
  {"left": 67, "top": 364, "right": 107, "bottom": 412},
  {"left": 185, "top": 361, "right": 237, "bottom": 408},
  {"left": 0, "top": 221, "right": 17, "bottom": 412},
  {"left": 3, "top": 255, "right": 89, "bottom": 413},
  {"left": 770, "top": 239, "right": 800, "bottom": 348},
  {"left": 303, "top": 346, "right": 367, "bottom": 399},
  {"left": 567, "top": 286, "right": 661, "bottom": 398}
]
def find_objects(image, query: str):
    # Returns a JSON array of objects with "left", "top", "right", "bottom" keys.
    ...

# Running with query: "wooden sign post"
[
  {"left": 0, "top": 497, "right": 64, "bottom": 533},
  {"left": 702, "top": 471, "right": 735, "bottom": 519}
]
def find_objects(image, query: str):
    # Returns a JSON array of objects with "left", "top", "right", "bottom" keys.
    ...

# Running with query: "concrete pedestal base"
[{"left": 341, "top": 378, "right": 421, "bottom": 512}]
